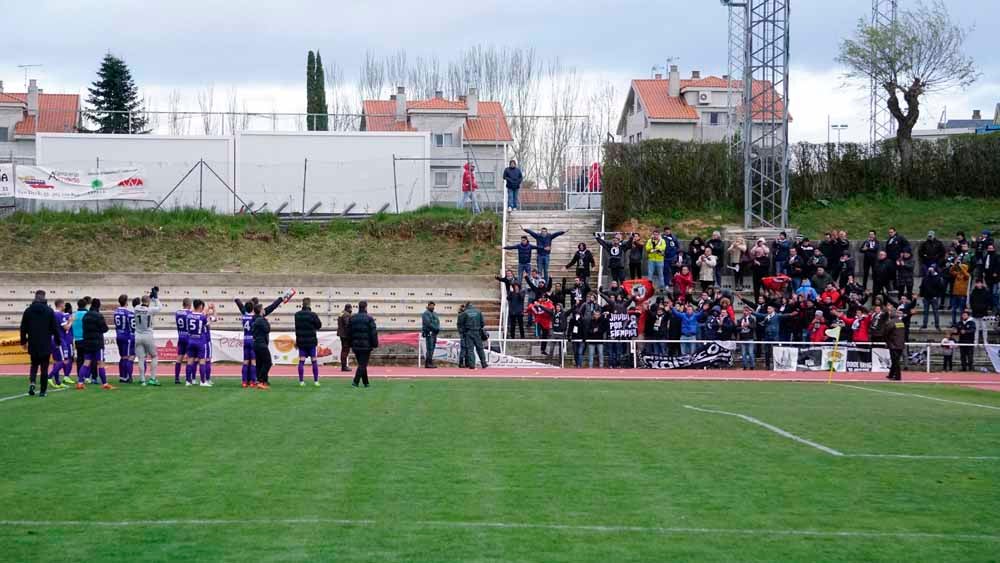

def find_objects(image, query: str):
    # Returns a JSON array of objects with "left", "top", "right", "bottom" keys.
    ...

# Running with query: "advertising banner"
[
  {"left": 0, "top": 331, "right": 30, "bottom": 365},
  {"left": 641, "top": 342, "right": 736, "bottom": 370},
  {"left": 0, "top": 163, "right": 147, "bottom": 200},
  {"left": 774, "top": 345, "right": 890, "bottom": 373}
]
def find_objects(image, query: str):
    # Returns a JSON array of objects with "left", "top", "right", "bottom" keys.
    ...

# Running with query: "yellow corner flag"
[{"left": 826, "top": 326, "right": 842, "bottom": 384}]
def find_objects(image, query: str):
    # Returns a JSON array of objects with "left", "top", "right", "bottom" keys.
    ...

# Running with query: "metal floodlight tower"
[
  {"left": 869, "top": 0, "right": 898, "bottom": 148},
  {"left": 739, "top": 0, "right": 791, "bottom": 229},
  {"left": 724, "top": 1, "right": 748, "bottom": 153}
]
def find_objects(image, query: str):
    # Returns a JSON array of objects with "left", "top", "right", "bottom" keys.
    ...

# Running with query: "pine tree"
[
  {"left": 314, "top": 51, "right": 329, "bottom": 131},
  {"left": 85, "top": 53, "right": 148, "bottom": 134},
  {"left": 306, "top": 50, "right": 316, "bottom": 131}
]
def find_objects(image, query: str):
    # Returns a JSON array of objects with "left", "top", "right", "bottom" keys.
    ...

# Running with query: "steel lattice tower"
[
  {"left": 870, "top": 0, "right": 898, "bottom": 148},
  {"left": 725, "top": 2, "right": 748, "bottom": 152},
  {"left": 740, "top": 0, "right": 791, "bottom": 228}
]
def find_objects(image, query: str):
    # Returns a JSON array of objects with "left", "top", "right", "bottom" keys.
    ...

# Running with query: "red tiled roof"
[
  {"left": 1, "top": 92, "right": 80, "bottom": 136},
  {"left": 361, "top": 97, "right": 512, "bottom": 142},
  {"left": 631, "top": 77, "right": 790, "bottom": 122}
]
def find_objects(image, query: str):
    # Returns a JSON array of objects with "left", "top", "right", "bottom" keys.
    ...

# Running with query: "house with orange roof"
[
  {"left": 0, "top": 80, "right": 80, "bottom": 161},
  {"left": 616, "top": 65, "right": 787, "bottom": 145},
  {"left": 361, "top": 86, "right": 512, "bottom": 204}
]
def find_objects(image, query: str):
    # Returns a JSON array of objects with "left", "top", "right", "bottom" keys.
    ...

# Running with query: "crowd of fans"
[{"left": 500, "top": 225, "right": 999, "bottom": 371}]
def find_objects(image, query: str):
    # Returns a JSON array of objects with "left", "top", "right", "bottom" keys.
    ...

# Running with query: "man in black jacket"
[
  {"left": 19, "top": 290, "right": 60, "bottom": 397},
  {"left": 955, "top": 310, "right": 977, "bottom": 371},
  {"left": 252, "top": 303, "right": 274, "bottom": 389},
  {"left": 337, "top": 304, "right": 353, "bottom": 372},
  {"left": 294, "top": 297, "right": 323, "bottom": 386},
  {"left": 860, "top": 230, "right": 880, "bottom": 289},
  {"left": 918, "top": 230, "right": 945, "bottom": 275},
  {"left": 79, "top": 298, "right": 112, "bottom": 390},
  {"left": 969, "top": 278, "right": 993, "bottom": 345},
  {"left": 884, "top": 227, "right": 910, "bottom": 261},
  {"left": 348, "top": 301, "right": 379, "bottom": 387}
]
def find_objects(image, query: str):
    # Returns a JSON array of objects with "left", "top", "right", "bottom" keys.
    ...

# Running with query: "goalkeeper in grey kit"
[{"left": 134, "top": 286, "right": 162, "bottom": 386}]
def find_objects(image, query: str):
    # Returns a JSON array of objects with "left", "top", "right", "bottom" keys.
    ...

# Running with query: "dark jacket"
[
  {"left": 507, "top": 289, "right": 525, "bottom": 315},
  {"left": 969, "top": 287, "right": 992, "bottom": 318},
  {"left": 860, "top": 239, "right": 880, "bottom": 261},
  {"left": 336, "top": 312, "right": 351, "bottom": 338},
  {"left": 594, "top": 236, "right": 625, "bottom": 269},
  {"left": 885, "top": 234, "right": 910, "bottom": 260},
  {"left": 567, "top": 249, "right": 595, "bottom": 273},
  {"left": 19, "top": 300, "right": 59, "bottom": 356},
  {"left": 503, "top": 242, "right": 537, "bottom": 265},
  {"left": 347, "top": 313, "right": 379, "bottom": 351},
  {"left": 82, "top": 308, "right": 109, "bottom": 353},
  {"left": 918, "top": 238, "right": 945, "bottom": 267},
  {"left": 461, "top": 305, "right": 485, "bottom": 333},
  {"left": 503, "top": 166, "right": 523, "bottom": 190},
  {"left": 882, "top": 318, "right": 906, "bottom": 351},
  {"left": 524, "top": 228, "right": 565, "bottom": 257},
  {"left": 422, "top": 309, "right": 440, "bottom": 336},
  {"left": 252, "top": 315, "right": 272, "bottom": 348},
  {"left": 918, "top": 273, "right": 946, "bottom": 299},
  {"left": 294, "top": 307, "right": 323, "bottom": 349},
  {"left": 625, "top": 237, "right": 644, "bottom": 264}
]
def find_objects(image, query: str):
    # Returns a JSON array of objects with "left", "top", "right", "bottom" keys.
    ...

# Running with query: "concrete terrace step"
[{"left": 503, "top": 210, "right": 603, "bottom": 284}]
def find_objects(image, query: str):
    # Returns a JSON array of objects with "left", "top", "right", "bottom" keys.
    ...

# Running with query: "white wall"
[
  {"left": 236, "top": 131, "right": 430, "bottom": 213},
  {"left": 36, "top": 133, "right": 234, "bottom": 210}
]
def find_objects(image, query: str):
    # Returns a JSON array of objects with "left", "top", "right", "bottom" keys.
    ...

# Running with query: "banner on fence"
[
  {"left": 607, "top": 313, "right": 638, "bottom": 340},
  {"left": 641, "top": 341, "right": 736, "bottom": 370},
  {"left": 431, "top": 339, "right": 554, "bottom": 368},
  {"left": 986, "top": 345, "right": 1000, "bottom": 373},
  {"left": 0, "top": 331, "right": 30, "bottom": 365},
  {"left": 774, "top": 345, "right": 890, "bottom": 372},
  {"left": 0, "top": 163, "right": 147, "bottom": 200}
]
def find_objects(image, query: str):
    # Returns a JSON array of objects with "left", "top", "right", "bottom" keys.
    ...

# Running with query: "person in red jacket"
[
  {"left": 672, "top": 265, "right": 694, "bottom": 301},
  {"left": 839, "top": 307, "right": 873, "bottom": 343},
  {"left": 808, "top": 311, "right": 829, "bottom": 343},
  {"left": 529, "top": 294, "right": 555, "bottom": 355},
  {"left": 458, "top": 162, "right": 481, "bottom": 214}
]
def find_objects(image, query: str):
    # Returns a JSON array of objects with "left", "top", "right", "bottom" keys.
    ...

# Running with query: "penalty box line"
[
  {"left": 682, "top": 405, "right": 1000, "bottom": 461},
  {"left": 834, "top": 384, "right": 1000, "bottom": 412},
  {"left": 0, "top": 518, "right": 997, "bottom": 542}
]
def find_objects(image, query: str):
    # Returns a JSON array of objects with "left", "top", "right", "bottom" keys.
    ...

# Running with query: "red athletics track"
[{"left": 1, "top": 364, "right": 999, "bottom": 385}]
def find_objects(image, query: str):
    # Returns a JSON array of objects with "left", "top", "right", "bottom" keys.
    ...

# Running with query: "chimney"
[
  {"left": 434, "top": 89, "right": 443, "bottom": 98},
  {"left": 395, "top": 86, "right": 406, "bottom": 122},
  {"left": 972, "top": 109, "right": 982, "bottom": 120},
  {"left": 27, "top": 79, "right": 39, "bottom": 116},
  {"left": 668, "top": 65, "right": 680, "bottom": 97},
  {"left": 691, "top": 70, "right": 701, "bottom": 79},
  {"left": 722, "top": 74, "right": 730, "bottom": 81},
  {"left": 654, "top": 73, "right": 663, "bottom": 80},
  {"left": 467, "top": 87, "right": 478, "bottom": 117}
]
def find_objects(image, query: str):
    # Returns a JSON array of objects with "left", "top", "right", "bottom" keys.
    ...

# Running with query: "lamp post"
[{"left": 831, "top": 124, "right": 849, "bottom": 148}]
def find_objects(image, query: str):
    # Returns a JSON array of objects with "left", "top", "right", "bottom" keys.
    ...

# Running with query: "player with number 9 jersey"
[{"left": 174, "top": 298, "right": 192, "bottom": 384}]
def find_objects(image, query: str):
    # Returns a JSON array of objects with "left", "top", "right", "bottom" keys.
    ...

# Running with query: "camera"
[{"left": 150, "top": 286, "right": 160, "bottom": 299}]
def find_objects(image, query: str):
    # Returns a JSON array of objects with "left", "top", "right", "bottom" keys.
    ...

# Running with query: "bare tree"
[
  {"left": 538, "top": 60, "right": 581, "bottom": 190},
  {"left": 584, "top": 80, "right": 618, "bottom": 146},
  {"left": 225, "top": 87, "right": 240, "bottom": 134},
  {"left": 358, "top": 50, "right": 386, "bottom": 102},
  {"left": 384, "top": 49, "right": 408, "bottom": 91},
  {"left": 197, "top": 85, "right": 216, "bottom": 135},
  {"left": 837, "top": 0, "right": 977, "bottom": 180},
  {"left": 140, "top": 96, "right": 159, "bottom": 134},
  {"left": 239, "top": 101, "right": 252, "bottom": 132},
  {"left": 507, "top": 48, "right": 540, "bottom": 179},
  {"left": 325, "top": 60, "right": 358, "bottom": 131},
  {"left": 408, "top": 55, "right": 444, "bottom": 99},
  {"left": 167, "top": 89, "right": 187, "bottom": 136}
]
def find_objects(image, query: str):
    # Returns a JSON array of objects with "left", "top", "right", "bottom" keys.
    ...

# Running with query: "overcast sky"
[{"left": 2, "top": 0, "right": 997, "bottom": 142}]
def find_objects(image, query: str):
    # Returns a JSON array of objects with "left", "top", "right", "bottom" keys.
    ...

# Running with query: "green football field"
[{"left": 1, "top": 376, "right": 998, "bottom": 562}]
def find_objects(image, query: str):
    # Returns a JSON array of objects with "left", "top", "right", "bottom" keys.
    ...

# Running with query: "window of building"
[
  {"left": 709, "top": 112, "right": 720, "bottom": 126},
  {"left": 433, "top": 133, "right": 454, "bottom": 147},
  {"left": 434, "top": 171, "right": 449, "bottom": 188},
  {"left": 0, "top": 127, "right": 8, "bottom": 141},
  {"left": 477, "top": 170, "right": 496, "bottom": 189}
]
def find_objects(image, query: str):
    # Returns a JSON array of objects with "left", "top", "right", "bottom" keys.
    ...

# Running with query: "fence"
[{"left": 418, "top": 337, "right": 999, "bottom": 373}]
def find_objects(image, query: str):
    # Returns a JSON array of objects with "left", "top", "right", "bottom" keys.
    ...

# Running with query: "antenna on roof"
[{"left": 17, "top": 64, "right": 42, "bottom": 90}]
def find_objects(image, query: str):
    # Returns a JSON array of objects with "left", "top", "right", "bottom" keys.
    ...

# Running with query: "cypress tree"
[
  {"left": 314, "top": 51, "right": 328, "bottom": 131},
  {"left": 306, "top": 50, "right": 316, "bottom": 131},
  {"left": 85, "top": 53, "right": 148, "bottom": 134}
]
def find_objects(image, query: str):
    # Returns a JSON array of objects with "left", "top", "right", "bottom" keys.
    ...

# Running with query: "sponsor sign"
[
  {"left": 0, "top": 163, "right": 147, "bottom": 200},
  {"left": 0, "top": 331, "right": 30, "bottom": 365},
  {"left": 641, "top": 341, "right": 736, "bottom": 370},
  {"left": 774, "top": 344, "right": 890, "bottom": 373}
]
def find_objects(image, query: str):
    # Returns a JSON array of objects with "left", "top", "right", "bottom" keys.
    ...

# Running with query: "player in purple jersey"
[
  {"left": 184, "top": 300, "right": 215, "bottom": 387},
  {"left": 234, "top": 295, "right": 285, "bottom": 388},
  {"left": 47, "top": 299, "right": 75, "bottom": 388},
  {"left": 174, "top": 298, "right": 192, "bottom": 384},
  {"left": 114, "top": 295, "right": 137, "bottom": 384}
]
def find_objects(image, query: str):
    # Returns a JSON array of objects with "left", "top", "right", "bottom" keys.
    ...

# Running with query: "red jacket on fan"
[
  {"left": 462, "top": 163, "right": 478, "bottom": 193},
  {"left": 839, "top": 313, "right": 872, "bottom": 342},
  {"left": 530, "top": 298, "right": 555, "bottom": 330}
]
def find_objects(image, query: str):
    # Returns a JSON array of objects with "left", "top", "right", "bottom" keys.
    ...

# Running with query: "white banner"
[
  {"left": 0, "top": 163, "right": 147, "bottom": 200},
  {"left": 986, "top": 345, "right": 1000, "bottom": 374},
  {"left": 430, "top": 339, "right": 555, "bottom": 369},
  {"left": 101, "top": 330, "right": 341, "bottom": 365}
]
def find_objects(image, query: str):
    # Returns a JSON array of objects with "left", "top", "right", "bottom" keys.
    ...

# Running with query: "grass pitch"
[{"left": 1, "top": 376, "right": 998, "bottom": 562}]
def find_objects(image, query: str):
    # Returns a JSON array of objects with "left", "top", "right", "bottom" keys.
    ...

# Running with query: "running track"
[{"left": 1, "top": 364, "right": 999, "bottom": 385}]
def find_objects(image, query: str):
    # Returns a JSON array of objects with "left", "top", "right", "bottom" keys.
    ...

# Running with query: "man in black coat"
[
  {"left": 348, "top": 301, "right": 379, "bottom": 387},
  {"left": 251, "top": 303, "right": 274, "bottom": 388},
  {"left": 80, "top": 298, "right": 112, "bottom": 389},
  {"left": 19, "top": 290, "right": 60, "bottom": 397},
  {"left": 294, "top": 297, "right": 323, "bottom": 386}
]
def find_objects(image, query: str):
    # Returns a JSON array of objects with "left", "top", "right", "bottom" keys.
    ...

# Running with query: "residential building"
[
  {"left": 912, "top": 105, "right": 1000, "bottom": 142},
  {"left": 0, "top": 80, "right": 80, "bottom": 161},
  {"left": 361, "top": 87, "right": 512, "bottom": 206},
  {"left": 616, "top": 65, "right": 788, "bottom": 144}
]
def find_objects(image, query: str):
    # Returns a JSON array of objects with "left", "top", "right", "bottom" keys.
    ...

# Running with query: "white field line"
[
  {"left": 683, "top": 404, "right": 999, "bottom": 461},
  {"left": 683, "top": 405, "right": 845, "bottom": 456},
  {"left": 835, "top": 384, "right": 1000, "bottom": 411},
  {"left": 0, "top": 387, "right": 68, "bottom": 403},
  {"left": 0, "top": 518, "right": 997, "bottom": 542}
]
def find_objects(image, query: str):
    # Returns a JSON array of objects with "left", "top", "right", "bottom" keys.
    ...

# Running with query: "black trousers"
[
  {"left": 508, "top": 314, "right": 525, "bottom": 339},
  {"left": 942, "top": 355, "right": 953, "bottom": 371},
  {"left": 610, "top": 266, "right": 625, "bottom": 285},
  {"left": 862, "top": 258, "right": 875, "bottom": 288},
  {"left": 889, "top": 349, "right": 903, "bottom": 380},
  {"left": 959, "top": 345, "right": 974, "bottom": 371},
  {"left": 353, "top": 349, "right": 371, "bottom": 386},
  {"left": 254, "top": 345, "right": 272, "bottom": 383},
  {"left": 29, "top": 353, "right": 50, "bottom": 393},
  {"left": 74, "top": 341, "right": 85, "bottom": 377},
  {"left": 339, "top": 338, "right": 351, "bottom": 369},
  {"left": 629, "top": 262, "right": 642, "bottom": 280}
]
